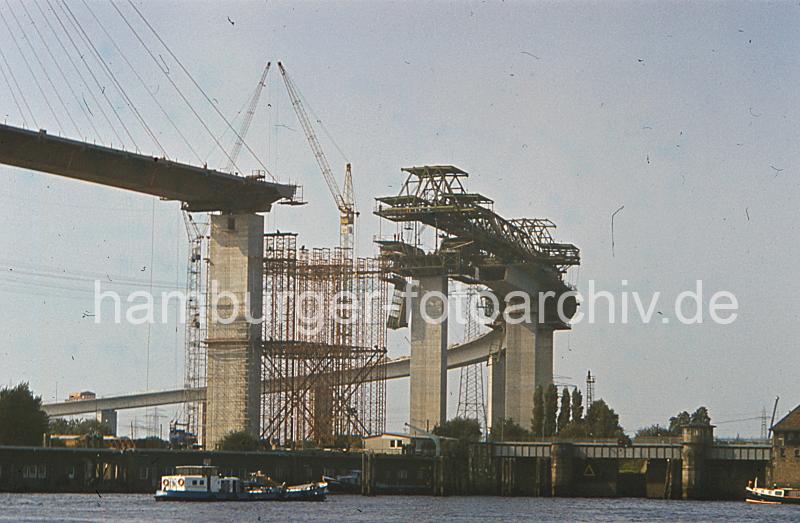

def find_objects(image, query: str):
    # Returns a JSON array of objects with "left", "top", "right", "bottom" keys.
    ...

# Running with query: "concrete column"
[
  {"left": 487, "top": 350, "right": 506, "bottom": 432},
  {"left": 409, "top": 275, "right": 448, "bottom": 432},
  {"left": 681, "top": 424, "right": 714, "bottom": 500},
  {"left": 503, "top": 321, "right": 553, "bottom": 429},
  {"left": 205, "top": 213, "right": 264, "bottom": 449},
  {"left": 551, "top": 442, "right": 574, "bottom": 497},
  {"left": 96, "top": 409, "right": 117, "bottom": 436}
]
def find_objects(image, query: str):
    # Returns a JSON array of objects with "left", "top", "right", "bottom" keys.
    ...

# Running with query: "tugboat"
[
  {"left": 155, "top": 466, "right": 327, "bottom": 502},
  {"left": 746, "top": 478, "right": 800, "bottom": 505}
]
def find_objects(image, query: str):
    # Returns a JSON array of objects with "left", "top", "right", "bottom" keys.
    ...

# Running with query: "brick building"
[{"left": 771, "top": 405, "right": 800, "bottom": 486}]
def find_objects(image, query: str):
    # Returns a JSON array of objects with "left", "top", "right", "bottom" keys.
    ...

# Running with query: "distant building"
[
  {"left": 771, "top": 405, "right": 800, "bottom": 486},
  {"left": 363, "top": 433, "right": 412, "bottom": 454},
  {"left": 67, "top": 391, "right": 96, "bottom": 402}
]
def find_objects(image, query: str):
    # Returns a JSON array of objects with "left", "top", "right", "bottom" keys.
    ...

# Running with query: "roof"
[
  {"left": 401, "top": 165, "right": 468, "bottom": 177},
  {"left": 364, "top": 432, "right": 413, "bottom": 440},
  {"left": 773, "top": 405, "right": 800, "bottom": 432}
]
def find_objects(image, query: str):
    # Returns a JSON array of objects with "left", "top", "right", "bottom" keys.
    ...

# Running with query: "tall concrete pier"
[
  {"left": 205, "top": 213, "right": 265, "bottom": 448},
  {"left": 409, "top": 275, "right": 448, "bottom": 432}
]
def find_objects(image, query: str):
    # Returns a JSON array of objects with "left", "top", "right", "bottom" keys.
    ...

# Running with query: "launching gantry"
[{"left": 375, "top": 165, "right": 580, "bottom": 433}]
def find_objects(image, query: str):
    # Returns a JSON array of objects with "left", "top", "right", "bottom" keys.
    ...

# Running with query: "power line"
[{"left": 123, "top": 0, "right": 275, "bottom": 179}]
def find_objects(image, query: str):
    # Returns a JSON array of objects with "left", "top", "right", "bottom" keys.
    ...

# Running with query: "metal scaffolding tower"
[
  {"left": 261, "top": 233, "right": 387, "bottom": 448},
  {"left": 457, "top": 287, "right": 487, "bottom": 431},
  {"left": 182, "top": 212, "right": 208, "bottom": 443}
]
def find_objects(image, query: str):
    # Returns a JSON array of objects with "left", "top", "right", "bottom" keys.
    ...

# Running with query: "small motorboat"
[
  {"left": 746, "top": 478, "right": 800, "bottom": 505},
  {"left": 155, "top": 466, "right": 327, "bottom": 502}
]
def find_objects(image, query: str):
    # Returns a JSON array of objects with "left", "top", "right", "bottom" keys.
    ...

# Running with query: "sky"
[{"left": 0, "top": 0, "right": 798, "bottom": 438}]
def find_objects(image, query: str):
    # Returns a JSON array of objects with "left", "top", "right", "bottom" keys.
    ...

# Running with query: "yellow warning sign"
[{"left": 583, "top": 464, "right": 596, "bottom": 477}]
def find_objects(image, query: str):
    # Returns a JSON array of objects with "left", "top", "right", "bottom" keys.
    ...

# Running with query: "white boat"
[{"left": 155, "top": 466, "right": 327, "bottom": 502}]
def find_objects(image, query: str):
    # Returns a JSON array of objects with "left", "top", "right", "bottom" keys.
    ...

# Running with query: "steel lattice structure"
[{"left": 261, "top": 233, "right": 387, "bottom": 447}]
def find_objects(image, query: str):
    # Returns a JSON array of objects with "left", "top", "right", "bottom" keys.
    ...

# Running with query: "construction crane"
[
  {"left": 225, "top": 62, "right": 271, "bottom": 174},
  {"left": 276, "top": 62, "right": 356, "bottom": 253}
]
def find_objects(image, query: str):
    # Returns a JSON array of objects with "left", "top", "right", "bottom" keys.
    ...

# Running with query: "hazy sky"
[{"left": 0, "top": 0, "right": 798, "bottom": 438}]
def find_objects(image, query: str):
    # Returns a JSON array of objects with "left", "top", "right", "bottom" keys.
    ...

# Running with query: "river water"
[{"left": 0, "top": 494, "right": 796, "bottom": 522}]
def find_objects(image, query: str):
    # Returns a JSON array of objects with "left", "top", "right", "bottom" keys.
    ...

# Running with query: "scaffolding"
[
  {"left": 182, "top": 213, "right": 208, "bottom": 444},
  {"left": 261, "top": 233, "right": 387, "bottom": 447}
]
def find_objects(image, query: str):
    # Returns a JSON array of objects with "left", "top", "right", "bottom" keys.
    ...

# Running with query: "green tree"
[
  {"left": 585, "top": 400, "right": 625, "bottom": 438},
  {"left": 543, "top": 383, "right": 558, "bottom": 437},
  {"left": 434, "top": 417, "right": 482, "bottom": 442},
  {"left": 49, "top": 418, "right": 111, "bottom": 436},
  {"left": 489, "top": 418, "right": 531, "bottom": 442},
  {"left": 557, "top": 388, "right": 571, "bottom": 434},
  {"left": 531, "top": 385, "right": 544, "bottom": 437},
  {"left": 571, "top": 389, "right": 584, "bottom": 423},
  {"left": 668, "top": 411, "right": 691, "bottom": 434},
  {"left": 690, "top": 406, "right": 711, "bottom": 425},
  {"left": 635, "top": 424, "right": 673, "bottom": 438},
  {"left": 217, "top": 430, "right": 260, "bottom": 451},
  {"left": 0, "top": 383, "right": 49, "bottom": 446}
]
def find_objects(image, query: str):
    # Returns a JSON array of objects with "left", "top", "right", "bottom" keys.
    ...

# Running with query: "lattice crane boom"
[
  {"left": 277, "top": 61, "right": 355, "bottom": 251},
  {"left": 225, "top": 62, "right": 271, "bottom": 173}
]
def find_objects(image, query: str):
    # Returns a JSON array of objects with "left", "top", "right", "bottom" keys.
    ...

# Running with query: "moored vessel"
[
  {"left": 746, "top": 478, "right": 800, "bottom": 505},
  {"left": 155, "top": 465, "right": 327, "bottom": 502}
]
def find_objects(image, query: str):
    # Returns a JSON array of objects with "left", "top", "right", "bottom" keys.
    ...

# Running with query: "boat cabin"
[{"left": 161, "top": 465, "right": 221, "bottom": 493}]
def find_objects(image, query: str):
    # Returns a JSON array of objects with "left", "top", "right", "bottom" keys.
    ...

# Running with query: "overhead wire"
[
  {"left": 59, "top": 0, "right": 166, "bottom": 156},
  {"left": 123, "top": 0, "right": 276, "bottom": 180},
  {"left": 79, "top": 0, "right": 203, "bottom": 164},
  {"left": 18, "top": 0, "right": 100, "bottom": 139},
  {"left": 45, "top": 0, "right": 134, "bottom": 148},
  {"left": 0, "top": 4, "right": 64, "bottom": 133}
]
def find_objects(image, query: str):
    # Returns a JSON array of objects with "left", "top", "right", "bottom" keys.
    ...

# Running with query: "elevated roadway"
[{"left": 42, "top": 329, "right": 503, "bottom": 417}]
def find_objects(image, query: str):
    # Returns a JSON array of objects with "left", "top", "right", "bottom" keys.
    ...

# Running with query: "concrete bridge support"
[
  {"left": 205, "top": 213, "right": 264, "bottom": 449},
  {"left": 409, "top": 275, "right": 448, "bottom": 432},
  {"left": 96, "top": 409, "right": 117, "bottom": 436},
  {"left": 494, "top": 321, "right": 554, "bottom": 430},
  {"left": 681, "top": 423, "right": 715, "bottom": 500},
  {"left": 487, "top": 351, "right": 506, "bottom": 432}
]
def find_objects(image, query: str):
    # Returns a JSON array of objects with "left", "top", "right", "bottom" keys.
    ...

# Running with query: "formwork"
[{"left": 262, "top": 233, "right": 387, "bottom": 447}]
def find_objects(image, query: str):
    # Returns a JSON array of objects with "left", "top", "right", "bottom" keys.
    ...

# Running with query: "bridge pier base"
[
  {"left": 551, "top": 442, "right": 574, "bottom": 497},
  {"left": 681, "top": 423, "right": 714, "bottom": 500},
  {"left": 409, "top": 275, "right": 448, "bottom": 432},
  {"left": 487, "top": 350, "right": 506, "bottom": 432}
]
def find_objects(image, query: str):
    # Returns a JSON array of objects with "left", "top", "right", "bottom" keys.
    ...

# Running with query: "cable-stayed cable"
[
  {"left": 110, "top": 0, "right": 245, "bottom": 173},
  {"left": 45, "top": 0, "right": 134, "bottom": 148},
  {"left": 79, "top": 0, "right": 203, "bottom": 164},
  {"left": 5, "top": 1, "right": 83, "bottom": 138},
  {"left": 59, "top": 0, "right": 166, "bottom": 156},
  {"left": 19, "top": 0, "right": 100, "bottom": 139},
  {"left": 0, "top": 6, "right": 64, "bottom": 133},
  {"left": 123, "top": 0, "right": 275, "bottom": 179},
  {"left": 0, "top": 54, "right": 30, "bottom": 126}
]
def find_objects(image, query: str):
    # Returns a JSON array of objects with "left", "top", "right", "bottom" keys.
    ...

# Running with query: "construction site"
[{"left": 0, "top": 1, "right": 583, "bottom": 451}]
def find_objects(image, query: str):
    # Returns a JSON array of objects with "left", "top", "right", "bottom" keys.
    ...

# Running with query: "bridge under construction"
[{"left": 0, "top": 1, "right": 580, "bottom": 448}]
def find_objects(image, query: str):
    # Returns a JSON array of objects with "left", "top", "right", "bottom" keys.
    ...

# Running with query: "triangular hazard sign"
[{"left": 583, "top": 463, "right": 596, "bottom": 477}]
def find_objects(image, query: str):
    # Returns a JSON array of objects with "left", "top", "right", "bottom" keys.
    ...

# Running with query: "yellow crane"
[{"left": 277, "top": 62, "right": 356, "bottom": 254}]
